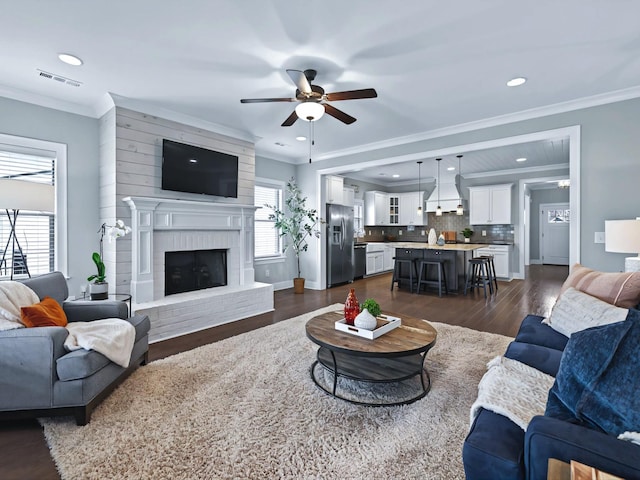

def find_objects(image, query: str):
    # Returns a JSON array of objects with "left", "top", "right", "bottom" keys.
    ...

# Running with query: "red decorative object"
[{"left": 344, "top": 288, "right": 360, "bottom": 325}]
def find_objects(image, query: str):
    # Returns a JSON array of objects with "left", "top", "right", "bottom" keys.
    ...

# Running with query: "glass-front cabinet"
[{"left": 388, "top": 195, "right": 399, "bottom": 224}]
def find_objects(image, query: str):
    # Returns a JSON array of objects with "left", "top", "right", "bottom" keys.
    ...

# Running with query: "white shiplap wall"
[{"left": 98, "top": 106, "right": 255, "bottom": 294}]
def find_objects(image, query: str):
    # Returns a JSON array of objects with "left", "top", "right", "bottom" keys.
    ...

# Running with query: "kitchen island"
[{"left": 385, "top": 242, "right": 488, "bottom": 293}]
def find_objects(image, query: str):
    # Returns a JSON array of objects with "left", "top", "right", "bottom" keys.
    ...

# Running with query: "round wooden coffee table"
[{"left": 305, "top": 310, "right": 437, "bottom": 406}]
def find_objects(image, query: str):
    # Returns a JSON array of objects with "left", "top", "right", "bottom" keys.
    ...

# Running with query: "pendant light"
[
  {"left": 456, "top": 154, "right": 464, "bottom": 215},
  {"left": 435, "top": 158, "right": 442, "bottom": 217},
  {"left": 417, "top": 161, "right": 423, "bottom": 215}
]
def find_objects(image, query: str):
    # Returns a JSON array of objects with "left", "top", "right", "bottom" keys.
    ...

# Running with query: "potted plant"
[
  {"left": 460, "top": 227, "right": 474, "bottom": 243},
  {"left": 87, "top": 220, "right": 131, "bottom": 300},
  {"left": 266, "top": 177, "right": 322, "bottom": 294}
]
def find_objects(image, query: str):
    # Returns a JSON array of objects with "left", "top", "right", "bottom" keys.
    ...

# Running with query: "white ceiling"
[{"left": 2, "top": 0, "right": 640, "bottom": 178}]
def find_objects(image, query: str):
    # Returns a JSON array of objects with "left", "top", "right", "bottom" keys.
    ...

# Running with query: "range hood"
[{"left": 426, "top": 173, "right": 467, "bottom": 213}]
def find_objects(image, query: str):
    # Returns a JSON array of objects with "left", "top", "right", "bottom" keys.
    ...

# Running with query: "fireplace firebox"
[{"left": 165, "top": 249, "right": 227, "bottom": 296}]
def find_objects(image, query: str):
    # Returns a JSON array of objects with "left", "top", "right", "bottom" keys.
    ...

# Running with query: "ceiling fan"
[{"left": 240, "top": 69, "right": 377, "bottom": 126}]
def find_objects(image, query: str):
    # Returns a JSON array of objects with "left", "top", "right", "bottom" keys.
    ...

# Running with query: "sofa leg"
[
  {"left": 74, "top": 407, "right": 90, "bottom": 426},
  {"left": 142, "top": 350, "right": 149, "bottom": 366}
]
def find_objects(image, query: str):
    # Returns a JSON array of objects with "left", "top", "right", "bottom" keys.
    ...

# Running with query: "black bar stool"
[
  {"left": 476, "top": 254, "right": 498, "bottom": 293},
  {"left": 391, "top": 256, "right": 417, "bottom": 293},
  {"left": 464, "top": 257, "right": 491, "bottom": 298},
  {"left": 416, "top": 260, "right": 448, "bottom": 297}
]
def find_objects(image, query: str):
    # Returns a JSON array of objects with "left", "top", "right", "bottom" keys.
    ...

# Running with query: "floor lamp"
[
  {"left": 605, "top": 218, "right": 640, "bottom": 272},
  {"left": 0, "top": 178, "right": 55, "bottom": 279}
]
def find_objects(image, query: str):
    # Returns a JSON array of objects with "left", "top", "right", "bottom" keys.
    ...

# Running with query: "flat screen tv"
[{"left": 162, "top": 139, "right": 238, "bottom": 198}]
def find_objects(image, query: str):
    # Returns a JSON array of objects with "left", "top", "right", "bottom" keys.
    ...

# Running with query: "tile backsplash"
[{"left": 360, "top": 212, "right": 514, "bottom": 244}]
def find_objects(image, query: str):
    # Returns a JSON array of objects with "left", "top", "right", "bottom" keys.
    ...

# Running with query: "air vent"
[{"left": 36, "top": 69, "right": 82, "bottom": 87}]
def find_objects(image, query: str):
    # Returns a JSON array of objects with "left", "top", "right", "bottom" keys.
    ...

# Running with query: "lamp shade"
[
  {"left": 295, "top": 102, "right": 325, "bottom": 121},
  {"left": 605, "top": 219, "right": 640, "bottom": 254},
  {"left": 0, "top": 179, "right": 55, "bottom": 212},
  {"left": 605, "top": 219, "right": 640, "bottom": 272}
]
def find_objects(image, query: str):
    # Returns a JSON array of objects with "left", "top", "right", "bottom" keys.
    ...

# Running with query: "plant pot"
[
  {"left": 293, "top": 277, "right": 305, "bottom": 294},
  {"left": 464, "top": 238, "right": 471, "bottom": 243},
  {"left": 90, "top": 282, "right": 109, "bottom": 300}
]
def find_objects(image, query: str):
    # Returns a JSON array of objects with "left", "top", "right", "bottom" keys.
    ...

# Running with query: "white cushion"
[
  {"left": 0, "top": 281, "right": 40, "bottom": 324},
  {"left": 543, "top": 287, "right": 628, "bottom": 337}
]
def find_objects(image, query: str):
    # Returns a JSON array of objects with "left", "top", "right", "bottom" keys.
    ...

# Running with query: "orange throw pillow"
[
  {"left": 559, "top": 263, "right": 640, "bottom": 308},
  {"left": 21, "top": 296, "right": 68, "bottom": 328}
]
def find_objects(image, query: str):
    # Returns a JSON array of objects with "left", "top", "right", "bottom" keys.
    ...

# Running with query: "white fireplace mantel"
[{"left": 123, "top": 196, "right": 258, "bottom": 303}]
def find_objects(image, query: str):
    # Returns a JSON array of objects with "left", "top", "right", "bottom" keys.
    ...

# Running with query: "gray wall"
[
  {"left": 0, "top": 96, "right": 99, "bottom": 297},
  {"left": 295, "top": 97, "right": 640, "bottom": 288},
  {"left": 529, "top": 188, "right": 571, "bottom": 261},
  {"left": 3, "top": 93, "right": 639, "bottom": 294}
]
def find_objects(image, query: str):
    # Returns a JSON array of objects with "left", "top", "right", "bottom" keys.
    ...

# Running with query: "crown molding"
[
  {"left": 0, "top": 84, "right": 96, "bottom": 118},
  {"left": 105, "top": 93, "right": 256, "bottom": 143},
  {"left": 314, "top": 85, "right": 640, "bottom": 162}
]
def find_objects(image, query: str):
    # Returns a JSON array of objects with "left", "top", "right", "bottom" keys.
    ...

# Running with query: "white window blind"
[
  {"left": 254, "top": 184, "right": 282, "bottom": 258},
  {"left": 0, "top": 154, "right": 55, "bottom": 277}
]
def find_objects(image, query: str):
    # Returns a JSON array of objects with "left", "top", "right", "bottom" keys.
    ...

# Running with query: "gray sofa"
[{"left": 0, "top": 271, "right": 150, "bottom": 425}]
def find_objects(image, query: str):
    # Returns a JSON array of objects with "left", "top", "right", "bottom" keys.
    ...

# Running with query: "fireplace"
[
  {"left": 165, "top": 249, "right": 227, "bottom": 295},
  {"left": 124, "top": 196, "right": 273, "bottom": 344}
]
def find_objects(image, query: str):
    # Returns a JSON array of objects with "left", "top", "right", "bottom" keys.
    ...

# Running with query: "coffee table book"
[{"left": 334, "top": 314, "right": 401, "bottom": 340}]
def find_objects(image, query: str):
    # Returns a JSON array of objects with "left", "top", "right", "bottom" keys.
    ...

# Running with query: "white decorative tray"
[{"left": 334, "top": 314, "right": 401, "bottom": 340}]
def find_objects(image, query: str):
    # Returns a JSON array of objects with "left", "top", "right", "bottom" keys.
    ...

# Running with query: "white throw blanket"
[
  {"left": 65, "top": 318, "right": 136, "bottom": 368},
  {"left": 470, "top": 356, "right": 555, "bottom": 431},
  {"left": 0, "top": 281, "right": 40, "bottom": 330}
]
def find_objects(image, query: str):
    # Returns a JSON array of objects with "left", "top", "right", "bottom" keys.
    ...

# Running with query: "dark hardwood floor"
[{"left": 0, "top": 265, "right": 568, "bottom": 480}]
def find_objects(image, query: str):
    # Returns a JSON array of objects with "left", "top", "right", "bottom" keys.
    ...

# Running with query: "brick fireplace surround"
[{"left": 124, "top": 196, "right": 274, "bottom": 343}]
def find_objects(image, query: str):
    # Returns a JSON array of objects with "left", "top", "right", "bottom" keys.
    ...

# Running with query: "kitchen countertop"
[{"left": 385, "top": 242, "right": 488, "bottom": 251}]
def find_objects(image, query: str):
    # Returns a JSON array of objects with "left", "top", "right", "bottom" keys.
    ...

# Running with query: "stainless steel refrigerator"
[{"left": 326, "top": 204, "right": 355, "bottom": 287}]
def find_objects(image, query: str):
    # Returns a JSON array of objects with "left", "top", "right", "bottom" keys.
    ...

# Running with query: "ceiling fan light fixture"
[{"left": 295, "top": 102, "right": 324, "bottom": 121}]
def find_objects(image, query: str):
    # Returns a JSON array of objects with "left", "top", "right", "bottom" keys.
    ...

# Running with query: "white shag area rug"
[{"left": 41, "top": 304, "right": 512, "bottom": 480}]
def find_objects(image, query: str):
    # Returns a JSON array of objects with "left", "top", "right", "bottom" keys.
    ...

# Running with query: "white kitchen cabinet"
[
  {"left": 469, "top": 184, "right": 513, "bottom": 225},
  {"left": 383, "top": 245, "right": 395, "bottom": 271},
  {"left": 474, "top": 245, "right": 512, "bottom": 279},
  {"left": 366, "top": 252, "right": 384, "bottom": 275},
  {"left": 326, "top": 175, "right": 344, "bottom": 204},
  {"left": 399, "top": 192, "right": 427, "bottom": 226},
  {"left": 366, "top": 243, "right": 385, "bottom": 275},
  {"left": 364, "top": 191, "right": 389, "bottom": 225},
  {"left": 342, "top": 186, "right": 355, "bottom": 207}
]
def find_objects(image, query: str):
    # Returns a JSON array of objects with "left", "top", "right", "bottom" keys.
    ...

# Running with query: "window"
[
  {"left": 0, "top": 151, "right": 55, "bottom": 278},
  {"left": 547, "top": 209, "right": 570, "bottom": 223},
  {"left": 254, "top": 181, "right": 284, "bottom": 259}
]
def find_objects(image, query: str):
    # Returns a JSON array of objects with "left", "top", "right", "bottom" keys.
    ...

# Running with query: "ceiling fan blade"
[
  {"left": 240, "top": 97, "right": 296, "bottom": 103},
  {"left": 281, "top": 110, "right": 298, "bottom": 127},
  {"left": 323, "top": 103, "right": 356, "bottom": 125},
  {"left": 325, "top": 88, "right": 378, "bottom": 101},
  {"left": 286, "top": 69, "right": 312, "bottom": 94}
]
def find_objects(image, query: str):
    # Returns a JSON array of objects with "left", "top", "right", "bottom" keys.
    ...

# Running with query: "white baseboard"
[
  {"left": 530, "top": 259, "right": 543, "bottom": 265},
  {"left": 272, "top": 280, "right": 293, "bottom": 291}
]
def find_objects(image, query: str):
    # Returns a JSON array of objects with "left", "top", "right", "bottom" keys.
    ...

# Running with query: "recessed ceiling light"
[
  {"left": 58, "top": 53, "right": 83, "bottom": 66},
  {"left": 506, "top": 77, "right": 527, "bottom": 87},
  {"left": 392, "top": 174, "right": 400, "bottom": 178},
  {"left": 516, "top": 157, "right": 527, "bottom": 162},
  {"left": 447, "top": 167, "right": 456, "bottom": 171},
  {"left": 295, "top": 136, "right": 306, "bottom": 141},
  {"left": 188, "top": 158, "right": 198, "bottom": 163}
]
